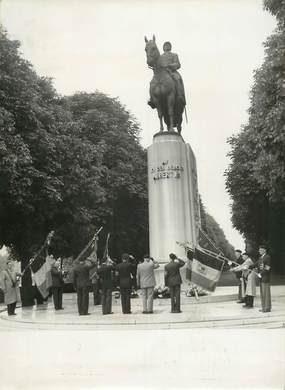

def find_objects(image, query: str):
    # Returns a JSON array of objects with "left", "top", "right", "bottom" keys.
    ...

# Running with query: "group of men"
[
  {"left": 230, "top": 245, "right": 272, "bottom": 313},
  {"left": 72, "top": 252, "right": 185, "bottom": 316},
  {"left": 1, "top": 243, "right": 273, "bottom": 317}
]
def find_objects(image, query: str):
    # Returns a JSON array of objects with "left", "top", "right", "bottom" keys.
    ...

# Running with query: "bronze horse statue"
[{"left": 145, "top": 36, "right": 185, "bottom": 133}]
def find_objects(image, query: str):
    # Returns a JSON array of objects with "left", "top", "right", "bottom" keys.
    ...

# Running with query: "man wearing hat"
[
  {"left": 72, "top": 257, "right": 96, "bottom": 316},
  {"left": 0, "top": 260, "right": 21, "bottom": 315},
  {"left": 97, "top": 257, "right": 115, "bottom": 315},
  {"left": 50, "top": 257, "right": 64, "bottom": 310},
  {"left": 116, "top": 253, "right": 134, "bottom": 314},
  {"left": 148, "top": 41, "right": 186, "bottom": 109},
  {"left": 230, "top": 252, "right": 256, "bottom": 308},
  {"left": 137, "top": 254, "right": 160, "bottom": 314},
  {"left": 164, "top": 253, "right": 185, "bottom": 313},
  {"left": 257, "top": 245, "right": 271, "bottom": 312}
]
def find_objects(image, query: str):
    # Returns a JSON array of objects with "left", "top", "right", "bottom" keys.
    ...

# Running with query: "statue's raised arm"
[{"left": 145, "top": 36, "right": 186, "bottom": 134}]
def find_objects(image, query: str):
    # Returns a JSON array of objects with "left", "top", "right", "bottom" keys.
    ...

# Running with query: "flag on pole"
[
  {"left": 191, "top": 246, "right": 224, "bottom": 292},
  {"left": 30, "top": 254, "right": 52, "bottom": 298},
  {"left": 74, "top": 227, "right": 103, "bottom": 263},
  {"left": 102, "top": 233, "right": 110, "bottom": 262}
]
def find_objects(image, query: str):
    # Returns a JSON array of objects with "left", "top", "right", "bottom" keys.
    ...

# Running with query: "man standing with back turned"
[
  {"left": 72, "top": 257, "right": 96, "bottom": 316},
  {"left": 97, "top": 257, "right": 115, "bottom": 315},
  {"left": 165, "top": 253, "right": 185, "bottom": 313},
  {"left": 137, "top": 254, "right": 160, "bottom": 314},
  {"left": 116, "top": 253, "right": 133, "bottom": 314}
]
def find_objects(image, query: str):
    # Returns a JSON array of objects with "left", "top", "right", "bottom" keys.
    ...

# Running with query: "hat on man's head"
[
  {"left": 143, "top": 254, "right": 150, "bottom": 259},
  {"left": 259, "top": 244, "right": 267, "bottom": 250},
  {"left": 121, "top": 253, "right": 129, "bottom": 261},
  {"left": 187, "top": 250, "right": 194, "bottom": 260},
  {"left": 235, "top": 249, "right": 242, "bottom": 253}
]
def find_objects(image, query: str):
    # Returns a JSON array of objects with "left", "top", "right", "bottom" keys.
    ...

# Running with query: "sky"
[{"left": 0, "top": 0, "right": 277, "bottom": 250}]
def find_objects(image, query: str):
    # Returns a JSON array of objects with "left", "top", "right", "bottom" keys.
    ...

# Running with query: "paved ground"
[
  {"left": 1, "top": 286, "right": 284, "bottom": 389},
  {"left": 0, "top": 286, "right": 285, "bottom": 330}
]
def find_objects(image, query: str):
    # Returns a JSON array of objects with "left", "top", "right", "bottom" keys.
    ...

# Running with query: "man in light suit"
[
  {"left": 137, "top": 255, "right": 159, "bottom": 314},
  {"left": 165, "top": 253, "right": 185, "bottom": 313}
]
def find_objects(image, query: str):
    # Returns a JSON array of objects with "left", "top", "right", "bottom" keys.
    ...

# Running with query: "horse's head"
[{"left": 144, "top": 35, "right": 160, "bottom": 68}]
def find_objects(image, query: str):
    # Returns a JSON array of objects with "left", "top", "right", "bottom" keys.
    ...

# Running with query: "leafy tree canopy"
[
  {"left": 0, "top": 28, "right": 148, "bottom": 262},
  {"left": 225, "top": 1, "right": 285, "bottom": 272},
  {"left": 0, "top": 28, "right": 234, "bottom": 271},
  {"left": 199, "top": 196, "right": 235, "bottom": 261}
]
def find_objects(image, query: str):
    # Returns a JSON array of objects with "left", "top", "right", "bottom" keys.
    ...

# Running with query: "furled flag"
[
  {"left": 102, "top": 233, "right": 110, "bottom": 263},
  {"left": 30, "top": 254, "right": 52, "bottom": 298},
  {"left": 191, "top": 246, "right": 225, "bottom": 292}
]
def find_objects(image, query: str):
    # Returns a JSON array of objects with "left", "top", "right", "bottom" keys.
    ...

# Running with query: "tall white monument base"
[{"left": 147, "top": 132, "right": 200, "bottom": 287}]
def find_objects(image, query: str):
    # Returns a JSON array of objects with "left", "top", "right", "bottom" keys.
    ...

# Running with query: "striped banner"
[
  {"left": 191, "top": 247, "right": 224, "bottom": 292},
  {"left": 31, "top": 255, "right": 52, "bottom": 298}
]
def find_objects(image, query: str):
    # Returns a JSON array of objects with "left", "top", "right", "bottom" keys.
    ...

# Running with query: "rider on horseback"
[{"left": 148, "top": 41, "right": 186, "bottom": 109}]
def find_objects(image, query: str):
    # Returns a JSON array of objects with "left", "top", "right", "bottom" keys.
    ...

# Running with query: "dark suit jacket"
[
  {"left": 258, "top": 254, "right": 271, "bottom": 283},
  {"left": 165, "top": 259, "right": 185, "bottom": 287},
  {"left": 51, "top": 266, "right": 64, "bottom": 287},
  {"left": 116, "top": 262, "right": 133, "bottom": 288},
  {"left": 72, "top": 261, "right": 96, "bottom": 289},
  {"left": 97, "top": 264, "right": 114, "bottom": 289}
]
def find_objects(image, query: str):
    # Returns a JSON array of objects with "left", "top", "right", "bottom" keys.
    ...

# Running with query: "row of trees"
[
  {"left": 0, "top": 28, "right": 148, "bottom": 266},
  {"left": 199, "top": 197, "right": 235, "bottom": 260},
  {"left": 225, "top": 0, "right": 285, "bottom": 273},
  {"left": 0, "top": 28, "right": 235, "bottom": 274}
]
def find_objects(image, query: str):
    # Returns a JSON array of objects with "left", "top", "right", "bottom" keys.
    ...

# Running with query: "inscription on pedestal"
[{"left": 151, "top": 160, "right": 184, "bottom": 181}]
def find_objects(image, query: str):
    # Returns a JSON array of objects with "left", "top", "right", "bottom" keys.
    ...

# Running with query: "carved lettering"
[{"left": 151, "top": 162, "right": 184, "bottom": 181}]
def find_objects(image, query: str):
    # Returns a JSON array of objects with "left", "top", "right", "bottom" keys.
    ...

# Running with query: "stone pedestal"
[{"left": 147, "top": 132, "right": 200, "bottom": 286}]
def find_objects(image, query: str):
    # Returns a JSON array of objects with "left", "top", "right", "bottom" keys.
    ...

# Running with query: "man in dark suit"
[
  {"left": 116, "top": 253, "right": 134, "bottom": 314},
  {"left": 97, "top": 258, "right": 114, "bottom": 315},
  {"left": 232, "top": 249, "right": 245, "bottom": 303},
  {"left": 257, "top": 245, "right": 272, "bottom": 313},
  {"left": 165, "top": 253, "right": 185, "bottom": 313},
  {"left": 72, "top": 257, "right": 96, "bottom": 315},
  {"left": 50, "top": 257, "right": 64, "bottom": 310},
  {"left": 90, "top": 263, "right": 101, "bottom": 306}
]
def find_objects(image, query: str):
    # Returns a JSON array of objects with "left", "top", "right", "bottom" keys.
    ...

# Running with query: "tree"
[
  {"left": 0, "top": 29, "right": 148, "bottom": 267},
  {"left": 199, "top": 196, "right": 235, "bottom": 260},
  {"left": 1, "top": 27, "right": 234, "bottom": 290},
  {"left": 225, "top": 1, "right": 285, "bottom": 272},
  {"left": 64, "top": 92, "right": 149, "bottom": 259},
  {"left": 0, "top": 29, "right": 63, "bottom": 258}
]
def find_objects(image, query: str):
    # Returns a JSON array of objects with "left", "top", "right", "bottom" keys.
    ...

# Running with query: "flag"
[
  {"left": 30, "top": 254, "right": 52, "bottom": 298},
  {"left": 191, "top": 246, "right": 224, "bottom": 292},
  {"left": 87, "top": 237, "right": 98, "bottom": 262},
  {"left": 102, "top": 233, "right": 110, "bottom": 262},
  {"left": 74, "top": 228, "right": 102, "bottom": 263}
]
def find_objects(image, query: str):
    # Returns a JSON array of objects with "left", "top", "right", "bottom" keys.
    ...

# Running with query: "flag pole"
[
  {"left": 199, "top": 227, "right": 223, "bottom": 253},
  {"left": 21, "top": 230, "right": 54, "bottom": 276},
  {"left": 74, "top": 226, "right": 103, "bottom": 263}
]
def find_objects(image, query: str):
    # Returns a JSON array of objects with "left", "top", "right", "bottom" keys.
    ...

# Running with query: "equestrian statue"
[{"left": 145, "top": 35, "right": 186, "bottom": 134}]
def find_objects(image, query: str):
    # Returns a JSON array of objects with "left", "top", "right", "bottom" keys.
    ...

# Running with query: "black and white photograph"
[{"left": 0, "top": 0, "right": 284, "bottom": 388}]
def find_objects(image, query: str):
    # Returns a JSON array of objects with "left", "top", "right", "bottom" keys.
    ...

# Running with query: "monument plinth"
[{"left": 147, "top": 132, "right": 200, "bottom": 286}]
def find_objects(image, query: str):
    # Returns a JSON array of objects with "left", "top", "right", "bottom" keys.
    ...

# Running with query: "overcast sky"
[{"left": 0, "top": 0, "right": 277, "bottom": 250}]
